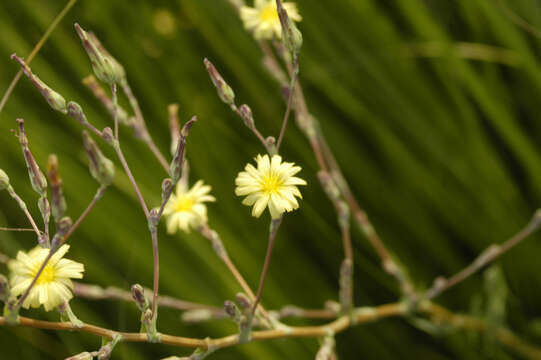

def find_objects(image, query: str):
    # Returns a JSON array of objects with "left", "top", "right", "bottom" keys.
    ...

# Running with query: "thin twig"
[
  {"left": 425, "top": 210, "right": 541, "bottom": 300},
  {"left": 0, "top": 227, "right": 39, "bottom": 233},
  {"left": 0, "top": 0, "right": 77, "bottom": 113},
  {"left": 276, "top": 53, "right": 299, "bottom": 152},
  {"left": 6, "top": 186, "right": 41, "bottom": 238},
  {"left": 63, "top": 185, "right": 107, "bottom": 242},
  {"left": 251, "top": 217, "right": 282, "bottom": 316}
]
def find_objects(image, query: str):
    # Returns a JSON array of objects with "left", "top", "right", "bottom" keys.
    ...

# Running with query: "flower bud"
[
  {"left": 224, "top": 300, "right": 241, "bottom": 322},
  {"left": 11, "top": 54, "right": 68, "bottom": 114},
  {"left": 66, "top": 352, "right": 93, "bottom": 360},
  {"left": 276, "top": 0, "right": 303, "bottom": 54},
  {"left": 67, "top": 102, "right": 88, "bottom": 126},
  {"left": 74, "top": 23, "right": 125, "bottom": 85},
  {"left": 101, "top": 127, "right": 115, "bottom": 145},
  {"left": 170, "top": 117, "right": 197, "bottom": 183},
  {"left": 148, "top": 208, "right": 160, "bottom": 232},
  {"left": 238, "top": 104, "right": 255, "bottom": 129},
  {"left": 168, "top": 104, "right": 180, "bottom": 156},
  {"left": 17, "top": 119, "right": 47, "bottom": 196},
  {"left": 203, "top": 58, "right": 235, "bottom": 105},
  {"left": 47, "top": 155, "right": 67, "bottom": 222},
  {"left": 82, "top": 131, "right": 115, "bottom": 186},
  {"left": 51, "top": 217, "right": 73, "bottom": 249},
  {"left": 0, "top": 169, "right": 9, "bottom": 190},
  {"left": 235, "top": 293, "right": 251, "bottom": 310},
  {"left": 131, "top": 284, "right": 148, "bottom": 311},
  {"left": 161, "top": 178, "right": 173, "bottom": 204}
]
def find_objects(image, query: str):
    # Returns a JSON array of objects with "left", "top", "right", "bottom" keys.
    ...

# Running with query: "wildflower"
[
  {"left": 8, "top": 245, "right": 84, "bottom": 311},
  {"left": 235, "top": 154, "right": 306, "bottom": 219},
  {"left": 163, "top": 180, "right": 216, "bottom": 233},
  {"left": 240, "top": 0, "right": 301, "bottom": 40}
]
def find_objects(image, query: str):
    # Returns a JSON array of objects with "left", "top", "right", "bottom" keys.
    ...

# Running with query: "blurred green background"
[{"left": 1, "top": 0, "right": 541, "bottom": 358}]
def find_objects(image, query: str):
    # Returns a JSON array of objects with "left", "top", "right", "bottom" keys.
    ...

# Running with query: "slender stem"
[
  {"left": 0, "top": 0, "right": 77, "bottom": 114},
  {"left": 276, "top": 54, "right": 299, "bottom": 152},
  {"left": 63, "top": 185, "right": 107, "bottom": 242},
  {"left": 6, "top": 186, "right": 41, "bottom": 238},
  {"left": 251, "top": 218, "right": 282, "bottom": 316},
  {"left": 15, "top": 249, "right": 55, "bottom": 310},
  {"left": 425, "top": 210, "right": 541, "bottom": 300},
  {"left": 0, "top": 227, "right": 37, "bottom": 232},
  {"left": 112, "top": 84, "right": 119, "bottom": 141},
  {"left": 150, "top": 230, "right": 160, "bottom": 318},
  {"left": 3, "top": 301, "right": 541, "bottom": 358},
  {"left": 231, "top": 105, "right": 270, "bottom": 153}
]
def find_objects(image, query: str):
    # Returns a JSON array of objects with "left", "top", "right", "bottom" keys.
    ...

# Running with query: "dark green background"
[{"left": 1, "top": 0, "right": 541, "bottom": 358}]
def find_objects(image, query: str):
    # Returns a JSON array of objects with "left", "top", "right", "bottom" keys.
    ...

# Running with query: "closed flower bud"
[
  {"left": 235, "top": 293, "right": 252, "bottom": 310},
  {"left": 161, "top": 178, "right": 173, "bottom": 203},
  {"left": 11, "top": 54, "right": 68, "bottom": 114},
  {"left": 131, "top": 284, "right": 148, "bottom": 311},
  {"left": 101, "top": 127, "right": 115, "bottom": 145},
  {"left": 0, "top": 169, "right": 9, "bottom": 190},
  {"left": 276, "top": 0, "right": 303, "bottom": 54},
  {"left": 51, "top": 216, "right": 73, "bottom": 249},
  {"left": 224, "top": 300, "right": 241, "bottom": 322},
  {"left": 74, "top": 23, "right": 125, "bottom": 85},
  {"left": 239, "top": 104, "right": 255, "bottom": 129},
  {"left": 82, "top": 131, "right": 115, "bottom": 186},
  {"left": 47, "top": 155, "right": 67, "bottom": 222},
  {"left": 17, "top": 119, "right": 47, "bottom": 196},
  {"left": 170, "top": 117, "right": 197, "bottom": 183},
  {"left": 67, "top": 102, "right": 89, "bottom": 126},
  {"left": 148, "top": 208, "right": 160, "bottom": 232},
  {"left": 203, "top": 58, "right": 235, "bottom": 105}
]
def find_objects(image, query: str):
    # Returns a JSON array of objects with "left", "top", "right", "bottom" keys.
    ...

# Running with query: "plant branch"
[
  {"left": 276, "top": 53, "right": 299, "bottom": 152},
  {"left": 63, "top": 185, "right": 107, "bottom": 242},
  {"left": 0, "top": 0, "right": 77, "bottom": 114},
  {"left": 6, "top": 185, "right": 41, "bottom": 239},
  {"left": 425, "top": 210, "right": 541, "bottom": 300}
]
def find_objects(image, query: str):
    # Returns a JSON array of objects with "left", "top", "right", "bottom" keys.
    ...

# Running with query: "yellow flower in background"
[
  {"left": 8, "top": 245, "right": 84, "bottom": 311},
  {"left": 240, "top": 0, "right": 302, "bottom": 40},
  {"left": 163, "top": 180, "right": 216, "bottom": 233},
  {"left": 235, "top": 154, "right": 306, "bottom": 219}
]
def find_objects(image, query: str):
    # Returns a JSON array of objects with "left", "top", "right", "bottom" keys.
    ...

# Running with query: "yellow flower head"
[
  {"left": 163, "top": 180, "right": 216, "bottom": 233},
  {"left": 235, "top": 154, "right": 306, "bottom": 219},
  {"left": 8, "top": 245, "right": 84, "bottom": 311},
  {"left": 240, "top": 0, "right": 302, "bottom": 40}
]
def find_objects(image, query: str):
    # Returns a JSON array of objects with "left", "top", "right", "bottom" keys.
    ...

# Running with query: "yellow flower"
[
  {"left": 235, "top": 154, "right": 306, "bottom": 219},
  {"left": 240, "top": 0, "right": 302, "bottom": 40},
  {"left": 163, "top": 180, "right": 216, "bottom": 233},
  {"left": 8, "top": 245, "right": 84, "bottom": 311}
]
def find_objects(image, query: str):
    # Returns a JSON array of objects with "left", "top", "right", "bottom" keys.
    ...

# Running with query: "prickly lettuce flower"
[
  {"left": 235, "top": 154, "right": 306, "bottom": 219},
  {"left": 163, "top": 180, "right": 216, "bottom": 233},
  {"left": 240, "top": 0, "right": 301, "bottom": 40},
  {"left": 8, "top": 245, "right": 84, "bottom": 311}
]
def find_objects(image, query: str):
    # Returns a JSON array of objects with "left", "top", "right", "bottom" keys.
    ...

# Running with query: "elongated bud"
[
  {"left": 74, "top": 23, "right": 124, "bottom": 85},
  {"left": 37, "top": 196, "right": 50, "bottom": 227},
  {"left": 161, "top": 179, "right": 173, "bottom": 204},
  {"left": 203, "top": 59, "right": 235, "bottom": 105},
  {"left": 51, "top": 216, "right": 73, "bottom": 249},
  {"left": 168, "top": 104, "right": 180, "bottom": 156},
  {"left": 238, "top": 104, "right": 255, "bottom": 129},
  {"left": 47, "top": 155, "right": 67, "bottom": 222},
  {"left": 148, "top": 208, "right": 160, "bottom": 232},
  {"left": 276, "top": 0, "right": 303, "bottom": 54},
  {"left": 235, "top": 293, "right": 252, "bottom": 310},
  {"left": 82, "top": 131, "right": 115, "bottom": 186},
  {"left": 101, "top": 127, "right": 115, "bottom": 145},
  {"left": 67, "top": 102, "right": 89, "bottom": 126},
  {"left": 131, "top": 284, "right": 149, "bottom": 311},
  {"left": 0, "top": 169, "right": 9, "bottom": 190},
  {"left": 11, "top": 54, "right": 68, "bottom": 114},
  {"left": 170, "top": 117, "right": 197, "bottom": 183},
  {"left": 0, "top": 274, "right": 9, "bottom": 302},
  {"left": 224, "top": 300, "right": 241, "bottom": 322},
  {"left": 65, "top": 352, "right": 93, "bottom": 360},
  {"left": 17, "top": 119, "right": 47, "bottom": 196}
]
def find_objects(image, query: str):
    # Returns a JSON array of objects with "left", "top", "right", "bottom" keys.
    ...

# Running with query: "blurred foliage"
[{"left": 1, "top": 0, "right": 541, "bottom": 358}]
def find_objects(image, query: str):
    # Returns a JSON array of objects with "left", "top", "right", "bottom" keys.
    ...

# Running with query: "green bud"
[
  {"left": 170, "top": 117, "right": 197, "bottom": 183},
  {"left": 203, "top": 58, "right": 235, "bottom": 105},
  {"left": 131, "top": 284, "right": 148, "bottom": 311},
  {"left": 74, "top": 23, "right": 125, "bottom": 85},
  {"left": 11, "top": 54, "right": 68, "bottom": 114},
  {"left": 0, "top": 169, "right": 9, "bottom": 190},
  {"left": 82, "top": 131, "right": 115, "bottom": 186},
  {"left": 276, "top": 0, "right": 303, "bottom": 54},
  {"left": 238, "top": 104, "right": 255, "bottom": 129},
  {"left": 17, "top": 119, "right": 47, "bottom": 196}
]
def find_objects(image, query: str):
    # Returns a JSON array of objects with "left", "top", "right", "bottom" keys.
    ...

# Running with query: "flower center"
[
  {"left": 259, "top": 4, "right": 278, "bottom": 23},
  {"left": 34, "top": 263, "right": 55, "bottom": 285},
  {"left": 175, "top": 196, "right": 194, "bottom": 212},
  {"left": 260, "top": 172, "right": 283, "bottom": 194}
]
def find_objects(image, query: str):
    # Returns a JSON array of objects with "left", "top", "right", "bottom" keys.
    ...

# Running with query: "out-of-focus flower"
[
  {"left": 240, "top": 0, "right": 301, "bottom": 40},
  {"left": 8, "top": 245, "right": 84, "bottom": 311},
  {"left": 235, "top": 154, "right": 306, "bottom": 219},
  {"left": 163, "top": 180, "right": 216, "bottom": 233}
]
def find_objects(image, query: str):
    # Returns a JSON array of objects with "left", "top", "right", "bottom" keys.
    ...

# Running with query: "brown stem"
[
  {"left": 15, "top": 249, "right": 55, "bottom": 310},
  {"left": 6, "top": 186, "right": 41, "bottom": 239},
  {"left": 251, "top": 218, "right": 282, "bottom": 316},
  {"left": 63, "top": 185, "right": 107, "bottom": 242},
  {"left": 425, "top": 210, "right": 541, "bottom": 300},
  {"left": 0, "top": 227, "right": 37, "bottom": 232}
]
